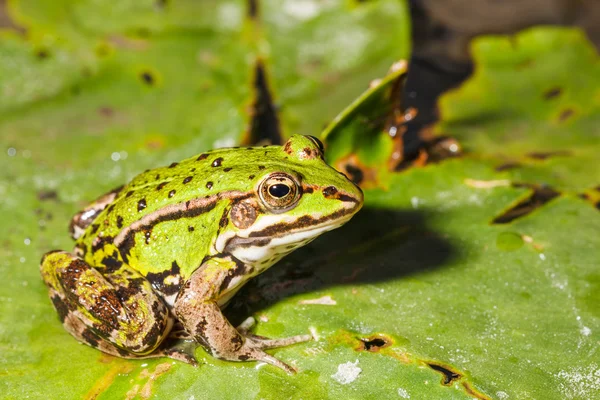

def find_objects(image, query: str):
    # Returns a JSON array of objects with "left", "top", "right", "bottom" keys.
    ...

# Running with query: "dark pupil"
[{"left": 269, "top": 184, "right": 290, "bottom": 198}]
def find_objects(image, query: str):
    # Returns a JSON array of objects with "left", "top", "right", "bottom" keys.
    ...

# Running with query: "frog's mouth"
[{"left": 221, "top": 200, "right": 360, "bottom": 255}]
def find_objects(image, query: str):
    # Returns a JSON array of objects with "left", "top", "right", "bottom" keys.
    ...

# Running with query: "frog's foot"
[{"left": 40, "top": 250, "right": 173, "bottom": 359}]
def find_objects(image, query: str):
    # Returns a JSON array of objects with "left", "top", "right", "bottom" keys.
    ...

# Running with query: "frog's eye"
[
  {"left": 259, "top": 173, "right": 301, "bottom": 213},
  {"left": 307, "top": 136, "right": 325, "bottom": 155}
]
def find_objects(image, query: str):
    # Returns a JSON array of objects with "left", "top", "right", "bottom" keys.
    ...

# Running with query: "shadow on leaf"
[{"left": 226, "top": 207, "right": 460, "bottom": 322}]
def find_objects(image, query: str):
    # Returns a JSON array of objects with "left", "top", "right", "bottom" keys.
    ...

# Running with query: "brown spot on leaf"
[
  {"left": 140, "top": 71, "right": 155, "bottom": 86},
  {"left": 526, "top": 150, "right": 571, "bottom": 160},
  {"left": 495, "top": 162, "right": 521, "bottom": 171},
  {"left": 357, "top": 334, "right": 393, "bottom": 352},
  {"left": 242, "top": 60, "right": 282, "bottom": 146},
  {"left": 37, "top": 190, "right": 59, "bottom": 202},
  {"left": 559, "top": 108, "right": 575, "bottom": 121},
  {"left": 544, "top": 87, "right": 562, "bottom": 100},
  {"left": 492, "top": 184, "right": 560, "bottom": 224},
  {"left": 426, "top": 362, "right": 462, "bottom": 386}
]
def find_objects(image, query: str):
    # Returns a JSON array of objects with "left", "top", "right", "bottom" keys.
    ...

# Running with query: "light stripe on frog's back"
[{"left": 112, "top": 191, "right": 253, "bottom": 261}]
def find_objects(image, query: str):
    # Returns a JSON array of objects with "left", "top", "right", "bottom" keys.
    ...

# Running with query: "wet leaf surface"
[{"left": 1, "top": 0, "right": 598, "bottom": 398}]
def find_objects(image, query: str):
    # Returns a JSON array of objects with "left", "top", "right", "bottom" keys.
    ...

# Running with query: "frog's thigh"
[{"left": 40, "top": 250, "right": 172, "bottom": 356}]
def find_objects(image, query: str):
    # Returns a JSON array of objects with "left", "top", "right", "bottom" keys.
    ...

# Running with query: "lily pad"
[{"left": 1, "top": 0, "right": 598, "bottom": 398}]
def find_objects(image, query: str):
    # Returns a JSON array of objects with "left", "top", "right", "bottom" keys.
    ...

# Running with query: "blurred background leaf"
[{"left": 1, "top": 0, "right": 599, "bottom": 399}]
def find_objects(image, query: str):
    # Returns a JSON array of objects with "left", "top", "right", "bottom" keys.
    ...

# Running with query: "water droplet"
[
  {"left": 7, "top": 148, "right": 16, "bottom": 157},
  {"left": 24, "top": 238, "right": 31, "bottom": 246},
  {"left": 111, "top": 152, "right": 121, "bottom": 161}
]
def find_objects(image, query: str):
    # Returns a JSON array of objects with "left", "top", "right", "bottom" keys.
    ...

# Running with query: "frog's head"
[{"left": 219, "top": 135, "right": 363, "bottom": 268}]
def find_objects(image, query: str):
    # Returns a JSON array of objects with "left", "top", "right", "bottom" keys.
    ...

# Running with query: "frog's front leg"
[
  {"left": 40, "top": 250, "right": 194, "bottom": 364},
  {"left": 174, "top": 256, "right": 312, "bottom": 374}
]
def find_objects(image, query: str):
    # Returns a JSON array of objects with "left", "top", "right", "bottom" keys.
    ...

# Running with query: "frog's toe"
[
  {"left": 245, "top": 333, "right": 313, "bottom": 350},
  {"left": 164, "top": 348, "right": 199, "bottom": 367}
]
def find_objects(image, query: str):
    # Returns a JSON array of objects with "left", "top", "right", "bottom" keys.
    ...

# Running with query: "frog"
[{"left": 40, "top": 135, "right": 363, "bottom": 374}]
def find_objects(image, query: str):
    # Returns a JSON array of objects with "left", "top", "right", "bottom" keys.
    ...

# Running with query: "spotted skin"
[{"left": 40, "top": 135, "right": 363, "bottom": 374}]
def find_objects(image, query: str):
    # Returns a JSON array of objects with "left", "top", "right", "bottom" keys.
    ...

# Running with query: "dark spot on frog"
[
  {"left": 89, "top": 290, "right": 122, "bottom": 331},
  {"left": 258, "top": 165, "right": 265, "bottom": 170},
  {"left": 91, "top": 234, "right": 114, "bottom": 253},
  {"left": 230, "top": 335, "right": 243, "bottom": 347},
  {"left": 219, "top": 209, "right": 229, "bottom": 228},
  {"left": 155, "top": 174, "right": 160, "bottom": 180},
  {"left": 90, "top": 224, "right": 100, "bottom": 234},
  {"left": 80, "top": 328, "right": 99, "bottom": 347},
  {"left": 345, "top": 164, "right": 364, "bottom": 185},
  {"left": 223, "top": 167, "right": 233, "bottom": 172},
  {"left": 115, "top": 347, "right": 130, "bottom": 357},
  {"left": 197, "top": 153, "right": 208, "bottom": 161},
  {"left": 116, "top": 215, "right": 124, "bottom": 229},
  {"left": 105, "top": 204, "right": 115, "bottom": 215},
  {"left": 183, "top": 176, "right": 193, "bottom": 184},
  {"left": 140, "top": 71, "right": 155, "bottom": 86},
  {"left": 357, "top": 335, "right": 392, "bottom": 352},
  {"left": 544, "top": 87, "right": 562, "bottom": 100},
  {"left": 194, "top": 317, "right": 209, "bottom": 336},
  {"left": 156, "top": 182, "right": 168, "bottom": 191},
  {"left": 322, "top": 186, "right": 338, "bottom": 197},
  {"left": 37, "top": 190, "right": 58, "bottom": 202},
  {"left": 146, "top": 261, "right": 181, "bottom": 296},
  {"left": 115, "top": 278, "right": 145, "bottom": 301},
  {"left": 248, "top": 175, "right": 255, "bottom": 180},
  {"left": 206, "top": 182, "right": 213, "bottom": 189},
  {"left": 426, "top": 362, "right": 462, "bottom": 386},
  {"left": 141, "top": 314, "right": 164, "bottom": 348},
  {"left": 190, "top": 168, "right": 196, "bottom": 172},
  {"left": 50, "top": 295, "right": 70, "bottom": 323},
  {"left": 102, "top": 255, "right": 123, "bottom": 273},
  {"left": 126, "top": 191, "right": 134, "bottom": 198},
  {"left": 169, "top": 162, "right": 179, "bottom": 168},
  {"left": 212, "top": 157, "right": 223, "bottom": 167},
  {"left": 188, "top": 226, "right": 194, "bottom": 232},
  {"left": 168, "top": 190, "right": 176, "bottom": 198},
  {"left": 144, "top": 230, "right": 151, "bottom": 244},
  {"left": 492, "top": 184, "right": 560, "bottom": 224},
  {"left": 559, "top": 108, "right": 575, "bottom": 121},
  {"left": 138, "top": 199, "right": 147, "bottom": 212}
]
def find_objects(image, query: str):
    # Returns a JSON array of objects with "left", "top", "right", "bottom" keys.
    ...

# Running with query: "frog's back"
[{"left": 76, "top": 145, "right": 297, "bottom": 282}]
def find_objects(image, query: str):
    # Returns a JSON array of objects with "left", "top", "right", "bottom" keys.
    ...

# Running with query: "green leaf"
[
  {"left": 323, "top": 26, "right": 600, "bottom": 400},
  {"left": 1, "top": 0, "right": 598, "bottom": 397}
]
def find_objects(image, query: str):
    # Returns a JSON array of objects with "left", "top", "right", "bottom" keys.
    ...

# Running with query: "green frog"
[{"left": 40, "top": 135, "right": 363, "bottom": 374}]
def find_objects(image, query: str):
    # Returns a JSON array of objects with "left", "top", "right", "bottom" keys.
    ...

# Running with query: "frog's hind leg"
[{"left": 40, "top": 250, "right": 196, "bottom": 365}]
